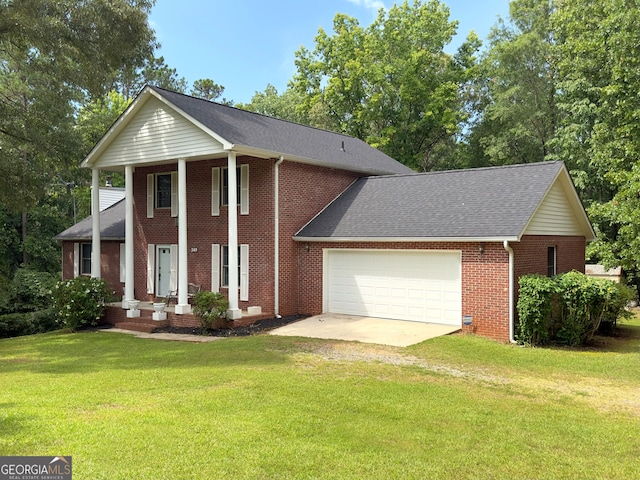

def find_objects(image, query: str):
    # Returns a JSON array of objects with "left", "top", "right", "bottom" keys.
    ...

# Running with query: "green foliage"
[
  {"left": 516, "top": 274, "right": 557, "bottom": 346},
  {"left": 0, "top": 308, "right": 59, "bottom": 338},
  {"left": 237, "top": 84, "right": 310, "bottom": 124},
  {"left": 516, "top": 271, "right": 634, "bottom": 346},
  {"left": 291, "top": 0, "right": 481, "bottom": 171},
  {"left": 465, "top": 0, "right": 558, "bottom": 167},
  {"left": 190, "top": 78, "right": 232, "bottom": 104},
  {"left": 12, "top": 268, "right": 58, "bottom": 312},
  {"left": 191, "top": 291, "right": 229, "bottom": 333},
  {"left": 51, "top": 276, "right": 111, "bottom": 330}
]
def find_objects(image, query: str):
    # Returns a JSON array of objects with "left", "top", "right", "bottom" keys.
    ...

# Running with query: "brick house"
[{"left": 69, "top": 86, "right": 595, "bottom": 342}]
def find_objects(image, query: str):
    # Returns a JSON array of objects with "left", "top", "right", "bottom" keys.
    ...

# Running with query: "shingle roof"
[
  {"left": 149, "top": 86, "right": 413, "bottom": 175},
  {"left": 54, "top": 199, "right": 125, "bottom": 241},
  {"left": 295, "top": 161, "right": 573, "bottom": 240}
]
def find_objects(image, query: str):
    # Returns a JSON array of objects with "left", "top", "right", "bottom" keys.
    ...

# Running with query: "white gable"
[
  {"left": 90, "top": 96, "right": 224, "bottom": 169},
  {"left": 524, "top": 178, "right": 584, "bottom": 236}
]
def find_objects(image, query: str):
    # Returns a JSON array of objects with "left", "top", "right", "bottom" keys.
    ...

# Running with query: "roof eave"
[
  {"left": 293, "top": 236, "right": 520, "bottom": 243},
  {"left": 54, "top": 236, "right": 125, "bottom": 242}
]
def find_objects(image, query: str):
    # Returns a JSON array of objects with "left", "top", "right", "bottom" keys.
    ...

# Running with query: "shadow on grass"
[
  {"left": 0, "top": 330, "right": 292, "bottom": 375},
  {"left": 581, "top": 323, "right": 640, "bottom": 353},
  {"left": 0, "top": 403, "right": 32, "bottom": 439}
]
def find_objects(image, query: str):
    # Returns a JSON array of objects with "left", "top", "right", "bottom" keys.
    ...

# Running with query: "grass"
[{"left": 0, "top": 319, "right": 639, "bottom": 480}]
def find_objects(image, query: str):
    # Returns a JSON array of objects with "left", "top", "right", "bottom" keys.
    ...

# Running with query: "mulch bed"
[{"left": 151, "top": 314, "right": 309, "bottom": 337}]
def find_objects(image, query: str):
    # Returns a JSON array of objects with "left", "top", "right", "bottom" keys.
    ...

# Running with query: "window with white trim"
[
  {"left": 221, "top": 245, "right": 241, "bottom": 287},
  {"left": 221, "top": 167, "right": 241, "bottom": 206},
  {"left": 156, "top": 173, "right": 172, "bottom": 208},
  {"left": 80, "top": 243, "right": 92, "bottom": 276},
  {"left": 147, "top": 172, "right": 177, "bottom": 218},
  {"left": 215, "top": 244, "right": 249, "bottom": 301},
  {"left": 212, "top": 164, "right": 249, "bottom": 216}
]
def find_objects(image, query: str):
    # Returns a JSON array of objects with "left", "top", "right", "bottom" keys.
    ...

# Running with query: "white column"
[
  {"left": 226, "top": 151, "right": 241, "bottom": 319},
  {"left": 175, "top": 158, "right": 191, "bottom": 314},
  {"left": 91, "top": 168, "right": 101, "bottom": 279},
  {"left": 123, "top": 165, "right": 136, "bottom": 309}
]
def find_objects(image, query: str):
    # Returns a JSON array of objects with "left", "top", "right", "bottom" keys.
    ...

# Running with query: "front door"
[{"left": 157, "top": 246, "right": 172, "bottom": 297}]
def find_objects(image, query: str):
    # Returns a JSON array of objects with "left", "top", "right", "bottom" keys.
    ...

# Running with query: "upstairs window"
[
  {"left": 221, "top": 167, "right": 241, "bottom": 206},
  {"left": 156, "top": 173, "right": 172, "bottom": 209},
  {"left": 147, "top": 172, "right": 177, "bottom": 218},
  {"left": 212, "top": 164, "right": 249, "bottom": 216}
]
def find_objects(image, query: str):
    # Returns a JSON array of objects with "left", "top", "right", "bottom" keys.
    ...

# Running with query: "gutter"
[
  {"left": 503, "top": 240, "right": 516, "bottom": 343},
  {"left": 274, "top": 156, "right": 284, "bottom": 317}
]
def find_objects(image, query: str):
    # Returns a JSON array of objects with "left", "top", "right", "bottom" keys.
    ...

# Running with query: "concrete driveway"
[{"left": 269, "top": 313, "right": 460, "bottom": 347}]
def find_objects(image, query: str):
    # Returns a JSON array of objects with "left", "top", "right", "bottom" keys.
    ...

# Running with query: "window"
[
  {"left": 221, "top": 245, "right": 241, "bottom": 287},
  {"left": 156, "top": 173, "right": 172, "bottom": 208},
  {"left": 221, "top": 167, "right": 241, "bottom": 206},
  {"left": 211, "top": 164, "right": 249, "bottom": 216},
  {"left": 547, "top": 246, "right": 556, "bottom": 277},
  {"left": 213, "top": 244, "right": 248, "bottom": 301},
  {"left": 147, "top": 172, "right": 177, "bottom": 218},
  {"left": 80, "top": 243, "right": 92, "bottom": 275}
]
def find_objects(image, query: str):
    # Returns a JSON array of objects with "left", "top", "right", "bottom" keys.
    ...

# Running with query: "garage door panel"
[{"left": 326, "top": 250, "right": 461, "bottom": 326}]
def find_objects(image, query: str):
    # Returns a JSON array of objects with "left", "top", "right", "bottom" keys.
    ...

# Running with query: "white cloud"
[{"left": 346, "top": 0, "right": 386, "bottom": 13}]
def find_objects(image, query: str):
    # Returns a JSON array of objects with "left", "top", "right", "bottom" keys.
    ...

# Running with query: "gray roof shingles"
[
  {"left": 54, "top": 199, "right": 125, "bottom": 241},
  {"left": 150, "top": 86, "right": 413, "bottom": 175},
  {"left": 295, "top": 161, "right": 566, "bottom": 240}
]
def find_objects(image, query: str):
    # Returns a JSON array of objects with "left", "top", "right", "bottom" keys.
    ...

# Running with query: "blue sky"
[{"left": 149, "top": 0, "right": 511, "bottom": 104}]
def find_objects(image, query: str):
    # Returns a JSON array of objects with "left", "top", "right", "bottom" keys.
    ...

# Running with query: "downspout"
[
  {"left": 274, "top": 156, "right": 284, "bottom": 318},
  {"left": 503, "top": 240, "right": 516, "bottom": 343}
]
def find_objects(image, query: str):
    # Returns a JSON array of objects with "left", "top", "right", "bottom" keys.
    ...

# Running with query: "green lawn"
[{"left": 1, "top": 319, "right": 639, "bottom": 480}]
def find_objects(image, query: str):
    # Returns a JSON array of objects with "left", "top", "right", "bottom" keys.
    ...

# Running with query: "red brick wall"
[
  {"left": 511, "top": 235, "right": 586, "bottom": 319},
  {"left": 277, "top": 162, "right": 362, "bottom": 314},
  {"left": 61, "top": 240, "right": 124, "bottom": 297},
  {"left": 296, "top": 241, "right": 511, "bottom": 341},
  {"left": 295, "top": 236, "right": 586, "bottom": 343},
  {"left": 512, "top": 235, "right": 586, "bottom": 278},
  {"left": 132, "top": 157, "right": 360, "bottom": 313}
]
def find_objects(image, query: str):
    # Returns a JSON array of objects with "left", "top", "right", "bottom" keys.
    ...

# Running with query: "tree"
[
  {"left": 291, "top": 0, "right": 480, "bottom": 171},
  {"left": 236, "top": 84, "right": 310, "bottom": 124},
  {"left": 463, "top": 0, "right": 558, "bottom": 167},
  {"left": 0, "top": 0, "right": 157, "bottom": 268},
  {"left": 551, "top": 0, "right": 640, "bottom": 286},
  {"left": 190, "top": 78, "right": 232, "bottom": 104},
  {"left": 115, "top": 55, "right": 188, "bottom": 99},
  {"left": 0, "top": 0, "right": 156, "bottom": 98}
]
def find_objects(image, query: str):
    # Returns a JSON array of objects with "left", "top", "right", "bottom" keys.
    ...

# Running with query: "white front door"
[{"left": 157, "top": 246, "right": 172, "bottom": 297}]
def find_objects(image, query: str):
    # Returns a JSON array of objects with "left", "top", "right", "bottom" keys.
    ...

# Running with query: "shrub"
[
  {"left": 517, "top": 271, "right": 635, "bottom": 347},
  {"left": 516, "top": 275, "right": 558, "bottom": 346},
  {"left": 0, "top": 308, "right": 59, "bottom": 338},
  {"left": 13, "top": 268, "right": 58, "bottom": 311},
  {"left": 192, "top": 291, "right": 229, "bottom": 333},
  {"left": 51, "top": 276, "right": 111, "bottom": 330},
  {"left": 0, "top": 273, "right": 15, "bottom": 315},
  {"left": 597, "top": 282, "right": 635, "bottom": 335}
]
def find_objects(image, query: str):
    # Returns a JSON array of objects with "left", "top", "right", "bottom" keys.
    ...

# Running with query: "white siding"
[
  {"left": 96, "top": 98, "right": 224, "bottom": 168},
  {"left": 525, "top": 181, "right": 583, "bottom": 236},
  {"left": 99, "top": 187, "right": 125, "bottom": 211}
]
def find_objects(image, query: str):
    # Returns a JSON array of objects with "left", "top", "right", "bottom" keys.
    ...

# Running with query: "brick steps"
[{"left": 111, "top": 310, "right": 169, "bottom": 333}]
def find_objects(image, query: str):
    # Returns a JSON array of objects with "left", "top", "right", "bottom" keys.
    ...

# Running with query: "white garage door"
[{"left": 325, "top": 249, "right": 461, "bottom": 326}]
